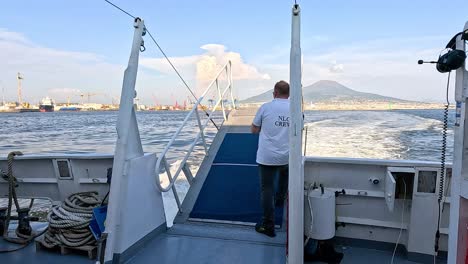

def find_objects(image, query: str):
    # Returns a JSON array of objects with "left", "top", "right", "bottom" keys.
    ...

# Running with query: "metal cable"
[
  {"left": 104, "top": 0, "right": 135, "bottom": 19},
  {"left": 145, "top": 29, "right": 219, "bottom": 130},
  {"left": 146, "top": 30, "right": 196, "bottom": 100},
  {"left": 103, "top": 0, "right": 220, "bottom": 129},
  {"left": 434, "top": 71, "right": 451, "bottom": 256}
]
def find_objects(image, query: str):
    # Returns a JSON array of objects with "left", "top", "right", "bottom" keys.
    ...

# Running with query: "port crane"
[
  {"left": 151, "top": 93, "right": 159, "bottom": 107},
  {"left": 79, "top": 92, "right": 101, "bottom": 104},
  {"left": 17, "top": 72, "right": 23, "bottom": 106}
]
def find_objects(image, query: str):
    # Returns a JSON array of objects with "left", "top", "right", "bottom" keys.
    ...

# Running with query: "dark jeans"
[{"left": 258, "top": 164, "right": 288, "bottom": 228}]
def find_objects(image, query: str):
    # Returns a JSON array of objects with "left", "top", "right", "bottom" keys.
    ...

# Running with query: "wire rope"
[{"left": 103, "top": 0, "right": 220, "bottom": 129}]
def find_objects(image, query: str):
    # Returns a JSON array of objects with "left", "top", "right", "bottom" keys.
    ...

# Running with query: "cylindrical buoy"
[{"left": 304, "top": 189, "right": 336, "bottom": 240}]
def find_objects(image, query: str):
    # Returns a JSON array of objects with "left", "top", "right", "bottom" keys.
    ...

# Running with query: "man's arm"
[
  {"left": 252, "top": 105, "right": 264, "bottom": 134},
  {"left": 251, "top": 124, "right": 261, "bottom": 134}
]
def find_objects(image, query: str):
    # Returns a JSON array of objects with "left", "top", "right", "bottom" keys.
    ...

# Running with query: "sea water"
[{"left": 0, "top": 109, "right": 455, "bottom": 224}]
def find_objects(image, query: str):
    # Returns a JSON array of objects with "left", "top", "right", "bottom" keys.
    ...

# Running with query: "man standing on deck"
[{"left": 251, "top": 80, "right": 290, "bottom": 237}]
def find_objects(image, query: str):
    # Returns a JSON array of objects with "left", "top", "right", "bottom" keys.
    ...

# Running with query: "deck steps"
[
  {"left": 168, "top": 222, "right": 286, "bottom": 246},
  {"left": 189, "top": 133, "right": 284, "bottom": 226}
]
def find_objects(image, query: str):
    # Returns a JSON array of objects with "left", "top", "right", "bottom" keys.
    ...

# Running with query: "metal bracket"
[{"left": 335, "top": 189, "right": 346, "bottom": 197}]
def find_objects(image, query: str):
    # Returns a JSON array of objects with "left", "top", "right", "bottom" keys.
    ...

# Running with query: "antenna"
[{"left": 417, "top": 60, "right": 437, "bottom": 64}]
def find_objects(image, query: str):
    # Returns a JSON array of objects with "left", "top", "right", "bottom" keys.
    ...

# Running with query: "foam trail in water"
[{"left": 304, "top": 111, "right": 446, "bottom": 160}]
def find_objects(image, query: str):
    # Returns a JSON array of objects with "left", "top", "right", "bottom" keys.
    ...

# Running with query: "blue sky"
[{"left": 0, "top": 0, "right": 467, "bottom": 105}]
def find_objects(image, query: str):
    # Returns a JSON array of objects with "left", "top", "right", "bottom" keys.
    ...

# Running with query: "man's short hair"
[{"left": 274, "top": 80, "right": 290, "bottom": 97}]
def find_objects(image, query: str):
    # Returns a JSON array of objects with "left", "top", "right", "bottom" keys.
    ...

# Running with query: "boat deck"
[
  {"left": 0, "top": 109, "right": 448, "bottom": 263},
  {"left": 128, "top": 108, "right": 441, "bottom": 264},
  {"left": 128, "top": 222, "right": 437, "bottom": 264},
  {"left": 128, "top": 222, "right": 286, "bottom": 264},
  {"left": 2, "top": 224, "right": 437, "bottom": 264},
  {"left": 0, "top": 223, "right": 94, "bottom": 264}
]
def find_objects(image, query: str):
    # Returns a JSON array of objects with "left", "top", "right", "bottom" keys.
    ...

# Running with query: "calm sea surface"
[
  {"left": 0, "top": 109, "right": 455, "bottom": 223},
  {"left": 0, "top": 109, "right": 454, "bottom": 162}
]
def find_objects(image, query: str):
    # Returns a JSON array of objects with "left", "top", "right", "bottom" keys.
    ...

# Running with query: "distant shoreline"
[
  {"left": 240, "top": 102, "right": 452, "bottom": 111},
  {"left": 0, "top": 103, "right": 453, "bottom": 113},
  {"left": 304, "top": 103, "right": 452, "bottom": 111}
]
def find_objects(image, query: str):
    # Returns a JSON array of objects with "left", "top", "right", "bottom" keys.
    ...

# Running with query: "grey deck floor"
[
  {"left": 307, "top": 246, "right": 442, "bottom": 264},
  {"left": 127, "top": 222, "right": 286, "bottom": 264},
  {"left": 126, "top": 222, "right": 435, "bottom": 264},
  {"left": 0, "top": 238, "right": 94, "bottom": 264},
  {"left": 127, "top": 233, "right": 285, "bottom": 264},
  {"left": 0, "top": 235, "right": 442, "bottom": 264},
  {"left": 0, "top": 222, "right": 94, "bottom": 263}
]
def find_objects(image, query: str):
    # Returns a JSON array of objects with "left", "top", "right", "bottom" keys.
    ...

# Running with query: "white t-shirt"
[{"left": 252, "top": 98, "right": 290, "bottom": 166}]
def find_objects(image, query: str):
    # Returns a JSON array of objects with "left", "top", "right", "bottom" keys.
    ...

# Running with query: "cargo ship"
[
  {"left": 59, "top": 106, "right": 81, "bottom": 111},
  {"left": 39, "top": 97, "right": 54, "bottom": 112}
]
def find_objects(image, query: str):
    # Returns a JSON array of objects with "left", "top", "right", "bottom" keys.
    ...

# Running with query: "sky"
[{"left": 0, "top": 0, "right": 467, "bottom": 105}]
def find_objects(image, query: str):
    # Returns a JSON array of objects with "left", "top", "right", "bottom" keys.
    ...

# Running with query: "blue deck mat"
[
  {"left": 190, "top": 133, "right": 283, "bottom": 225},
  {"left": 213, "top": 133, "right": 258, "bottom": 164}
]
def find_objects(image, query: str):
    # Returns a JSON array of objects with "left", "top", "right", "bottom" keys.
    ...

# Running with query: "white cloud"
[
  {"left": 199, "top": 44, "right": 270, "bottom": 80},
  {"left": 140, "top": 44, "right": 271, "bottom": 97},
  {"left": 48, "top": 88, "right": 82, "bottom": 95},
  {"left": 139, "top": 56, "right": 199, "bottom": 74},
  {"left": 260, "top": 36, "right": 453, "bottom": 102},
  {"left": 0, "top": 28, "right": 273, "bottom": 105},
  {"left": 135, "top": 34, "right": 463, "bottom": 103},
  {"left": 140, "top": 44, "right": 270, "bottom": 85},
  {"left": 0, "top": 28, "right": 452, "bottom": 105},
  {"left": 329, "top": 61, "right": 344, "bottom": 73},
  {"left": 0, "top": 29, "right": 124, "bottom": 103},
  {"left": 0, "top": 28, "right": 32, "bottom": 45},
  {"left": 200, "top": 44, "right": 225, "bottom": 55}
]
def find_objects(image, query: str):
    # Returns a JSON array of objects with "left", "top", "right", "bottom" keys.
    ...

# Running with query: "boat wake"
[{"left": 304, "top": 111, "right": 453, "bottom": 161}]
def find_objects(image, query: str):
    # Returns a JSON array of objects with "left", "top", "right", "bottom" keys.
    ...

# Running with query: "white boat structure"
[
  {"left": 0, "top": 3, "right": 467, "bottom": 264},
  {"left": 39, "top": 97, "right": 55, "bottom": 112}
]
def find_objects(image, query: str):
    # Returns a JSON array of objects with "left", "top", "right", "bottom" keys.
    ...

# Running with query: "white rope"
[{"left": 41, "top": 192, "right": 101, "bottom": 248}]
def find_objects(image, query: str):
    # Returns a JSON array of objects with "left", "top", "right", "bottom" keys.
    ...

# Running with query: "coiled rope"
[{"left": 41, "top": 192, "right": 101, "bottom": 248}]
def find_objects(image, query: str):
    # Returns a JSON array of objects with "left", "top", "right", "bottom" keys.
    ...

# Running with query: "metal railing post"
[
  {"left": 229, "top": 62, "right": 236, "bottom": 109},
  {"left": 288, "top": 4, "right": 304, "bottom": 262},
  {"left": 195, "top": 107, "right": 209, "bottom": 155},
  {"left": 162, "top": 156, "right": 182, "bottom": 210},
  {"left": 216, "top": 79, "right": 227, "bottom": 121},
  {"left": 182, "top": 163, "right": 194, "bottom": 184},
  {"left": 154, "top": 61, "right": 234, "bottom": 205}
]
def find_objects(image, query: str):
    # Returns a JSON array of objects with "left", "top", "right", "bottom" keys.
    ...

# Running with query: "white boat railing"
[{"left": 154, "top": 60, "right": 235, "bottom": 210}]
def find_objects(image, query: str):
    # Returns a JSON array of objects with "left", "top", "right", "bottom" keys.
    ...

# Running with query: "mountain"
[{"left": 242, "top": 80, "right": 410, "bottom": 104}]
